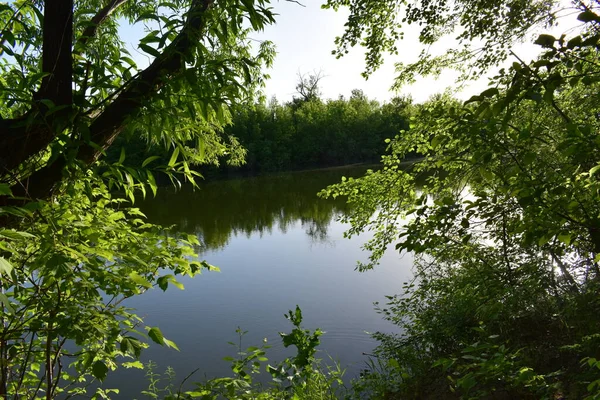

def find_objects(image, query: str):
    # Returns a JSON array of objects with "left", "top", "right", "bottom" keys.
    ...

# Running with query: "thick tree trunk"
[
  {"left": 7, "top": 0, "right": 215, "bottom": 201},
  {"left": 0, "top": 1, "right": 73, "bottom": 176},
  {"left": 40, "top": 0, "right": 73, "bottom": 107}
]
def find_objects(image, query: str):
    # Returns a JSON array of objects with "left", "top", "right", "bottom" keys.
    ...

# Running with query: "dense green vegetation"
[
  {"left": 109, "top": 90, "right": 413, "bottom": 176},
  {"left": 223, "top": 91, "right": 413, "bottom": 173},
  {"left": 322, "top": 12, "right": 600, "bottom": 399},
  {"left": 1, "top": 0, "right": 599, "bottom": 398},
  {"left": 0, "top": 0, "right": 277, "bottom": 397}
]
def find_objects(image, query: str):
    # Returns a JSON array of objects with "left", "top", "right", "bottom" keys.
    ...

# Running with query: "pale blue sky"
[
  {"left": 117, "top": 0, "right": 580, "bottom": 104},
  {"left": 256, "top": 0, "right": 468, "bottom": 103},
  {"left": 253, "top": 0, "right": 583, "bottom": 103},
  {"left": 117, "top": 0, "right": 497, "bottom": 103}
]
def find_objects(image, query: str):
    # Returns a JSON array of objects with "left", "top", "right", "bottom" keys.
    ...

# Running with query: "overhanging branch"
[
  {"left": 75, "top": 0, "right": 128, "bottom": 51},
  {"left": 10, "top": 0, "right": 215, "bottom": 201}
]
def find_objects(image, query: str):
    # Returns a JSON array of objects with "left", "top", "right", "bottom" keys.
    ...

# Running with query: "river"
[{"left": 104, "top": 166, "right": 413, "bottom": 397}]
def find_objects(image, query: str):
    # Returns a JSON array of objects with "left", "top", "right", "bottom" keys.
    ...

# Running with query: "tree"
[
  {"left": 0, "top": 0, "right": 591, "bottom": 397},
  {"left": 0, "top": 0, "right": 276, "bottom": 201},
  {"left": 322, "top": 9, "right": 600, "bottom": 399},
  {"left": 0, "top": 0, "right": 280, "bottom": 397},
  {"left": 323, "top": 0, "right": 560, "bottom": 85},
  {"left": 293, "top": 70, "right": 324, "bottom": 102}
]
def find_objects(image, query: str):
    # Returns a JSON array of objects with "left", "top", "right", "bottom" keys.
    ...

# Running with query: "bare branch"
[
  {"left": 284, "top": 0, "right": 306, "bottom": 6},
  {"left": 295, "top": 69, "right": 325, "bottom": 101}
]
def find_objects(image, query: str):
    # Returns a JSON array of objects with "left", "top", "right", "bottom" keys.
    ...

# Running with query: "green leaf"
[
  {"left": 139, "top": 43, "right": 161, "bottom": 58},
  {"left": 164, "top": 337, "right": 180, "bottom": 351},
  {"left": 92, "top": 360, "right": 109, "bottom": 381},
  {"left": 241, "top": 62, "right": 251, "bottom": 83},
  {"left": 147, "top": 170, "right": 158, "bottom": 197},
  {"left": 534, "top": 34, "right": 556, "bottom": 48},
  {"left": 577, "top": 10, "right": 600, "bottom": 23},
  {"left": 120, "top": 337, "right": 142, "bottom": 357},
  {"left": 567, "top": 36, "right": 583, "bottom": 49},
  {"left": 558, "top": 233, "right": 572, "bottom": 246},
  {"left": 121, "top": 56, "right": 138, "bottom": 68},
  {"left": 157, "top": 276, "right": 169, "bottom": 291},
  {"left": 200, "top": 261, "right": 220, "bottom": 272},
  {"left": 480, "top": 87, "right": 499, "bottom": 98},
  {"left": 0, "top": 258, "right": 13, "bottom": 276},
  {"left": 169, "top": 277, "right": 184, "bottom": 290},
  {"left": 142, "top": 155, "right": 161, "bottom": 168},
  {"left": 129, "top": 272, "right": 152, "bottom": 288},
  {"left": 0, "top": 230, "right": 35, "bottom": 240},
  {"left": 0, "top": 293, "right": 14, "bottom": 314},
  {"left": 123, "top": 361, "right": 144, "bottom": 369},
  {"left": 168, "top": 147, "right": 180, "bottom": 168},
  {"left": 538, "top": 235, "right": 551, "bottom": 247},
  {"left": 148, "top": 327, "right": 165, "bottom": 345},
  {"left": 0, "top": 184, "right": 12, "bottom": 196}
]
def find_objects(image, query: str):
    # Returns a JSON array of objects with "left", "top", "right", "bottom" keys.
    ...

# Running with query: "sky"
[
  {"left": 118, "top": 0, "right": 583, "bottom": 104},
  {"left": 252, "top": 0, "right": 584, "bottom": 104},
  {"left": 253, "top": 0, "right": 525, "bottom": 103}
]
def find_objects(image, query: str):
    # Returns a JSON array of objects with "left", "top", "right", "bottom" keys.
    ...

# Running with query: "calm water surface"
[{"left": 106, "top": 166, "right": 413, "bottom": 397}]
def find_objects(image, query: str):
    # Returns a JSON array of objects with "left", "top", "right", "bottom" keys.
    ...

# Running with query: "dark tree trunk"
[
  {"left": 5, "top": 0, "right": 215, "bottom": 202},
  {"left": 0, "top": 1, "right": 74, "bottom": 176},
  {"left": 40, "top": 0, "right": 73, "bottom": 108}
]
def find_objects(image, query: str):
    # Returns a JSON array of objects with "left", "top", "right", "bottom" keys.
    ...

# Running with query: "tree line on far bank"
[{"left": 108, "top": 85, "right": 415, "bottom": 177}]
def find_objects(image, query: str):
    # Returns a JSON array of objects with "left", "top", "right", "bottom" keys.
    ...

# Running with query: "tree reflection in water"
[{"left": 138, "top": 166, "right": 372, "bottom": 251}]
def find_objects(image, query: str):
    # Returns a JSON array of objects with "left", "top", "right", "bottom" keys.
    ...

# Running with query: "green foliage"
[
  {"left": 0, "top": 0, "right": 278, "bottom": 396},
  {"left": 0, "top": 171, "right": 213, "bottom": 398},
  {"left": 143, "top": 306, "right": 346, "bottom": 400},
  {"left": 323, "top": 13, "right": 600, "bottom": 399},
  {"left": 582, "top": 357, "right": 600, "bottom": 400},
  {"left": 222, "top": 93, "right": 414, "bottom": 174},
  {"left": 322, "top": 0, "right": 556, "bottom": 84},
  {"left": 0, "top": 0, "right": 276, "bottom": 200},
  {"left": 278, "top": 306, "right": 323, "bottom": 370},
  {"left": 110, "top": 91, "right": 415, "bottom": 176}
]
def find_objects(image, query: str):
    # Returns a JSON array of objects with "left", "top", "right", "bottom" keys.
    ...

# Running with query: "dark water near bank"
[{"left": 105, "top": 166, "right": 413, "bottom": 397}]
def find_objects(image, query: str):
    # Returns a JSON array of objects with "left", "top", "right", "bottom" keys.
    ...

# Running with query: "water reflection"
[
  {"left": 105, "top": 165, "right": 412, "bottom": 398},
  {"left": 140, "top": 167, "right": 367, "bottom": 250}
]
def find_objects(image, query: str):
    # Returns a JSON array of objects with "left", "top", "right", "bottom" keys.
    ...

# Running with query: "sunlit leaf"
[{"left": 148, "top": 327, "right": 165, "bottom": 345}]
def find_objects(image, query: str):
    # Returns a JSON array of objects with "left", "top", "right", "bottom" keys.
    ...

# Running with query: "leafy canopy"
[
  {"left": 322, "top": 7, "right": 600, "bottom": 398},
  {"left": 0, "top": 0, "right": 275, "bottom": 199},
  {"left": 323, "top": 0, "right": 560, "bottom": 85},
  {"left": 0, "top": 0, "right": 278, "bottom": 397}
]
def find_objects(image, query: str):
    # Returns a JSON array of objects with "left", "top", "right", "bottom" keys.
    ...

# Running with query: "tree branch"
[
  {"left": 11, "top": 0, "right": 215, "bottom": 201},
  {"left": 75, "top": 0, "right": 128, "bottom": 52},
  {"left": 0, "top": 114, "right": 55, "bottom": 175},
  {"left": 79, "top": 0, "right": 215, "bottom": 164}
]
